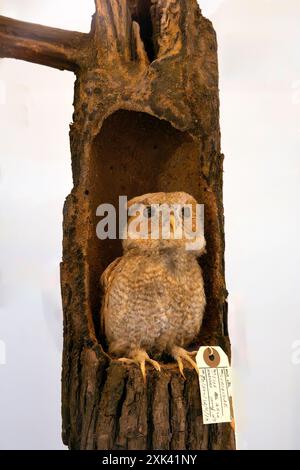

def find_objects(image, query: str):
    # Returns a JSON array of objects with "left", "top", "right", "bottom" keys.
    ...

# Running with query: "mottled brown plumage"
[{"left": 100, "top": 192, "right": 206, "bottom": 379}]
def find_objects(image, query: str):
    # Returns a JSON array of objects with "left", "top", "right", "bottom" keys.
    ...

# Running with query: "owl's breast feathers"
[
  {"left": 100, "top": 250, "right": 205, "bottom": 354},
  {"left": 100, "top": 256, "right": 124, "bottom": 335}
]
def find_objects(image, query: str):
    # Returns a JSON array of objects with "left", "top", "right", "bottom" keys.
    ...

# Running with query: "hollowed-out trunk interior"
[
  {"left": 87, "top": 110, "right": 209, "bottom": 346},
  {"left": 130, "top": 0, "right": 155, "bottom": 62}
]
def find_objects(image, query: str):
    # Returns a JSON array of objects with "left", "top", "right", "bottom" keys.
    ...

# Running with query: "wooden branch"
[{"left": 0, "top": 15, "right": 90, "bottom": 71}]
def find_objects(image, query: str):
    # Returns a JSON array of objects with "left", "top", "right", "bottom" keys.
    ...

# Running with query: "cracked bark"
[{"left": 1, "top": 0, "right": 235, "bottom": 450}]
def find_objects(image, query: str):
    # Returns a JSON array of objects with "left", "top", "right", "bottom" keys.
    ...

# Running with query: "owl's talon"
[
  {"left": 184, "top": 354, "right": 199, "bottom": 374},
  {"left": 140, "top": 360, "right": 146, "bottom": 383},
  {"left": 118, "top": 350, "right": 161, "bottom": 382},
  {"left": 171, "top": 346, "right": 199, "bottom": 378},
  {"left": 176, "top": 357, "right": 186, "bottom": 380},
  {"left": 118, "top": 357, "right": 134, "bottom": 364},
  {"left": 148, "top": 358, "right": 161, "bottom": 373},
  {"left": 188, "top": 350, "right": 199, "bottom": 357}
]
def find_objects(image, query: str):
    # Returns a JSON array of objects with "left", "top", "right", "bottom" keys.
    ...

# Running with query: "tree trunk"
[
  {"left": 1, "top": 0, "right": 235, "bottom": 450},
  {"left": 61, "top": 0, "right": 235, "bottom": 450}
]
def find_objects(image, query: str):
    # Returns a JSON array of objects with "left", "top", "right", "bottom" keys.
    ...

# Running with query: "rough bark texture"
[
  {"left": 0, "top": 15, "right": 89, "bottom": 71},
  {"left": 0, "top": 0, "right": 235, "bottom": 450}
]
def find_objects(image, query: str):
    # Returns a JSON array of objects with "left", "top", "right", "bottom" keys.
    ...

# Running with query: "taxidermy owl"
[{"left": 100, "top": 192, "right": 206, "bottom": 380}]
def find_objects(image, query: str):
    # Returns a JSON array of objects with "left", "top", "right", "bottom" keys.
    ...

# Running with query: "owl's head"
[{"left": 122, "top": 192, "right": 206, "bottom": 256}]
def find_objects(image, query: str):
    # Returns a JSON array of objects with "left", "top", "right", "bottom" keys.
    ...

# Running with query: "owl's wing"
[{"left": 100, "top": 257, "right": 123, "bottom": 336}]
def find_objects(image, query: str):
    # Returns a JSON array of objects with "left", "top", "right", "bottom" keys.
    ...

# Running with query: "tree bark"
[
  {"left": 0, "top": 15, "right": 89, "bottom": 71},
  {"left": 1, "top": 0, "right": 235, "bottom": 450}
]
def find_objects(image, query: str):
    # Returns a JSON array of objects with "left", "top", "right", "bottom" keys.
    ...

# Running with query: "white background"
[{"left": 0, "top": 0, "right": 299, "bottom": 450}]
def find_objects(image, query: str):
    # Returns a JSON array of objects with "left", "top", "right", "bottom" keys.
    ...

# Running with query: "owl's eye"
[
  {"left": 143, "top": 206, "right": 155, "bottom": 218},
  {"left": 182, "top": 206, "right": 191, "bottom": 218}
]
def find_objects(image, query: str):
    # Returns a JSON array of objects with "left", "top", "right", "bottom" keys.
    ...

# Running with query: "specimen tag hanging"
[{"left": 196, "top": 346, "right": 234, "bottom": 425}]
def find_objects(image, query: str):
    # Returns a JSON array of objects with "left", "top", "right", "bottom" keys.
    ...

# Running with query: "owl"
[{"left": 100, "top": 192, "right": 206, "bottom": 380}]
